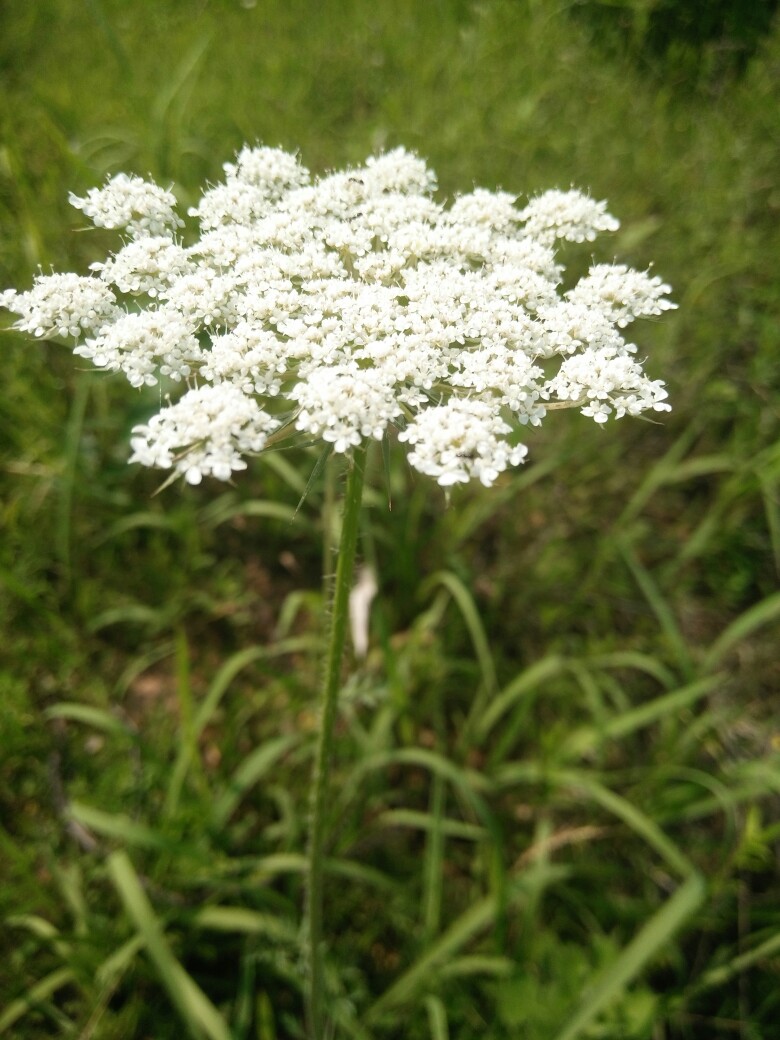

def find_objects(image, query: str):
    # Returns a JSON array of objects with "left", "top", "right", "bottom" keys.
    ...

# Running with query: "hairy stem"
[{"left": 305, "top": 443, "right": 368, "bottom": 1039}]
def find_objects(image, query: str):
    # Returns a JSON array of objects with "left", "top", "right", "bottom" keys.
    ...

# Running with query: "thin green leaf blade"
[
  {"left": 552, "top": 874, "right": 705, "bottom": 1040},
  {"left": 108, "top": 851, "right": 232, "bottom": 1040},
  {"left": 212, "top": 733, "right": 300, "bottom": 828},
  {"left": 0, "top": 968, "right": 76, "bottom": 1035},
  {"left": 703, "top": 591, "right": 780, "bottom": 672},
  {"left": 44, "top": 702, "right": 134, "bottom": 736}
]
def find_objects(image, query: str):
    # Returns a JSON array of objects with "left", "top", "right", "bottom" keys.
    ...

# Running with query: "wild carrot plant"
[{"left": 2, "top": 146, "right": 676, "bottom": 1038}]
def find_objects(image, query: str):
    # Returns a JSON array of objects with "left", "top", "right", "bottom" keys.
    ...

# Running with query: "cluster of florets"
[{"left": 1, "top": 146, "right": 674, "bottom": 487}]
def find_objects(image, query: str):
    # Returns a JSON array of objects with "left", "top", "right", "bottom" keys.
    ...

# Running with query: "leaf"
[
  {"left": 551, "top": 874, "right": 705, "bottom": 1040},
  {"left": 44, "top": 702, "right": 135, "bottom": 737},
  {"left": 365, "top": 866, "right": 569, "bottom": 1023},
  {"left": 108, "top": 851, "right": 232, "bottom": 1040},
  {"left": 617, "top": 538, "right": 694, "bottom": 678},
  {"left": 425, "top": 995, "right": 450, "bottom": 1040},
  {"left": 560, "top": 676, "right": 720, "bottom": 759},
  {"left": 68, "top": 802, "right": 169, "bottom": 850},
  {"left": 0, "top": 968, "right": 76, "bottom": 1035},
  {"left": 702, "top": 591, "right": 780, "bottom": 672},
  {"left": 295, "top": 442, "right": 333, "bottom": 517},
  {"left": 166, "top": 639, "right": 312, "bottom": 815},
  {"left": 422, "top": 771, "right": 446, "bottom": 941},
  {"left": 550, "top": 770, "right": 696, "bottom": 880},
  {"left": 423, "top": 570, "right": 498, "bottom": 698},
  {"left": 193, "top": 906, "right": 297, "bottom": 943},
  {"left": 476, "top": 655, "right": 568, "bottom": 742},
  {"left": 212, "top": 733, "right": 301, "bottom": 828}
]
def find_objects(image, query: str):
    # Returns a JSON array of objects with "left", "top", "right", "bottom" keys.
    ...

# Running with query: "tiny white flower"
[
  {"left": 566, "top": 263, "right": 677, "bottom": 327},
  {"left": 546, "top": 344, "right": 671, "bottom": 422},
  {"left": 223, "top": 145, "right": 311, "bottom": 194},
  {"left": 70, "top": 173, "right": 184, "bottom": 238},
  {"left": 362, "top": 148, "right": 437, "bottom": 196},
  {"left": 91, "top": 236, "right": 192, "bottom": 296},
  {"left": 129, "top": 384, "right": 278, "bottom": 483},
  {"left": 76, "top": 309, "right": 202, "bottom": 387},
  {"left": 399, "top": 399, "right": 528, "bottom": 488},
  {"left": 518, "top": 189, "right": 619, "bottom": 245},
  {"left": 2, "top": 273, "right": 120, "bottom": 339},
  {"left": 291, "top": 366, "right": 402, "bottom": 453},
  {"left": 447, "top": 189, "right": 519, "bottom": 231}
]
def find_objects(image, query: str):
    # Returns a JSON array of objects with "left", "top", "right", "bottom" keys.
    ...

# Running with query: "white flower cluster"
[
  {"left": 69, "top": 173, "right": 184, "bottom": 238},
  {"left": 129, "top": 383, "right": 279, "bottom": 485},
  {"left": 0, "top": 273, "right": 120, "bottom": 340},
  {"left": 1, "top": 147, "right": 675, "bottom": 487}
]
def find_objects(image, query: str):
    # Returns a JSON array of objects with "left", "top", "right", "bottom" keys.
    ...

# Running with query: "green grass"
[{"left": 1, "top": 1, "right": 779, "bottom": 1037}]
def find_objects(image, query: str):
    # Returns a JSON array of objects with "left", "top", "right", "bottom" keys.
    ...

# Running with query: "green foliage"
[
  {"left": 573, "top": 0, "right": 780, "bottom": 88},
  {"left": 1, "top": 1, "right": 779, "bottom": 1037}
]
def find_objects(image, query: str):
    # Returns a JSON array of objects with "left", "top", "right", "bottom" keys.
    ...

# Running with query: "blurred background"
[{"left": 1, "top": 2, "right": 779, "bottom": 1038}]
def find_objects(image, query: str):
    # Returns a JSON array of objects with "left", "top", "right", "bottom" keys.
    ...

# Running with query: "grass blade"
[
  {"left": 68, "top": 802, "right": 171, "bottom": 850},
  {"left": 438, "top": 955, "right": 514, "bottom": 980},
  {"left": 194, "top": 639, "right": 313, "bottom": 736},
  {"left": 108, "top": 851, "right": 232, "bottom": 1040},
  {"left": 207, "top": 499, "right": 302, "bottom": 528},
  {"left": 760, "top": 476, "right": 780, "bottom": 575},
  {"left": 491, "top": 765, "right": 695, "bottom": 879},
  {"left": 422, "top": 771, "right": 446, "bottom": 941},
  {"left": 365, "top": 866, "right": 568, "bottom": 1024},
  {"left": 551, "top": 873, "right": 705, "bottom": 1040},
  {"left": 618, "top": 538, "right": 694, "bottom": 678},
  {"left": 0, "top": 968, "right": 76, "bottom": 1035},
  {"left": 449, "top": 454, "right": 562, "bottom": 546},
  {"left": 365, "top": 892, "right": 500, "bottom": 1022},
  {"left": 375, "top": 809, "right": 484, "bottom": 841},
  {"left": 560, "top": 676, "right": 720, "bottom": 759},
  {"left": 425, "top": 995, "right": 450, "bottom": 1040},
  {"left": 165, "top": 627, "right": 199, "bottom": 817},
  {"left": 193, "top": 906, "right": 297, "bottom": 943},
  {"left": 692, "top": 929, "right": 780, "bottom": 994},
  {"left": 44, "top": 702, "right": 135, "bottom": 737},
  {"left": 211, "top": 733, "right": 301, "bottom": 828},
  {"left": 587, "top": 650, "right": 677, "bottom": 689},
  {"left": 96, "top": 935, "right": 146, "bottom": 986},
  {"left": 6, "top": 915, "right": 71, "bottom": 962},
  {"left": 56, "top": 374, "right": 89, "bottom": 585},
  {"left": 423, "top": 570, "right": 498, "bottom": 697},
  {"left": 167, "top": 638, "right": 312, "bottom": 816},
  {"left": 551, "top": 770, "right": 696, "bottom": 880},
  {"left": 475, "top": 655, "right": 568, "bottom": 744},
  {"left": 611, "top": 423, "right": 702, "bottom": 530},
  {"left": 702, "top": 591, "right": 780, "bottom": 672}
]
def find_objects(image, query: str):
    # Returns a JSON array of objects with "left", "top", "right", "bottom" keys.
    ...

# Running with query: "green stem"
[{"left": 305, "top": 443, "right": 368, "bottom": 1039}]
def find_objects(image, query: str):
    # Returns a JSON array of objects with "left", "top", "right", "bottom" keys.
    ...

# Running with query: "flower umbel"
[{"left": 2, "top": 148, "right": 674, "bottom": 485}]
